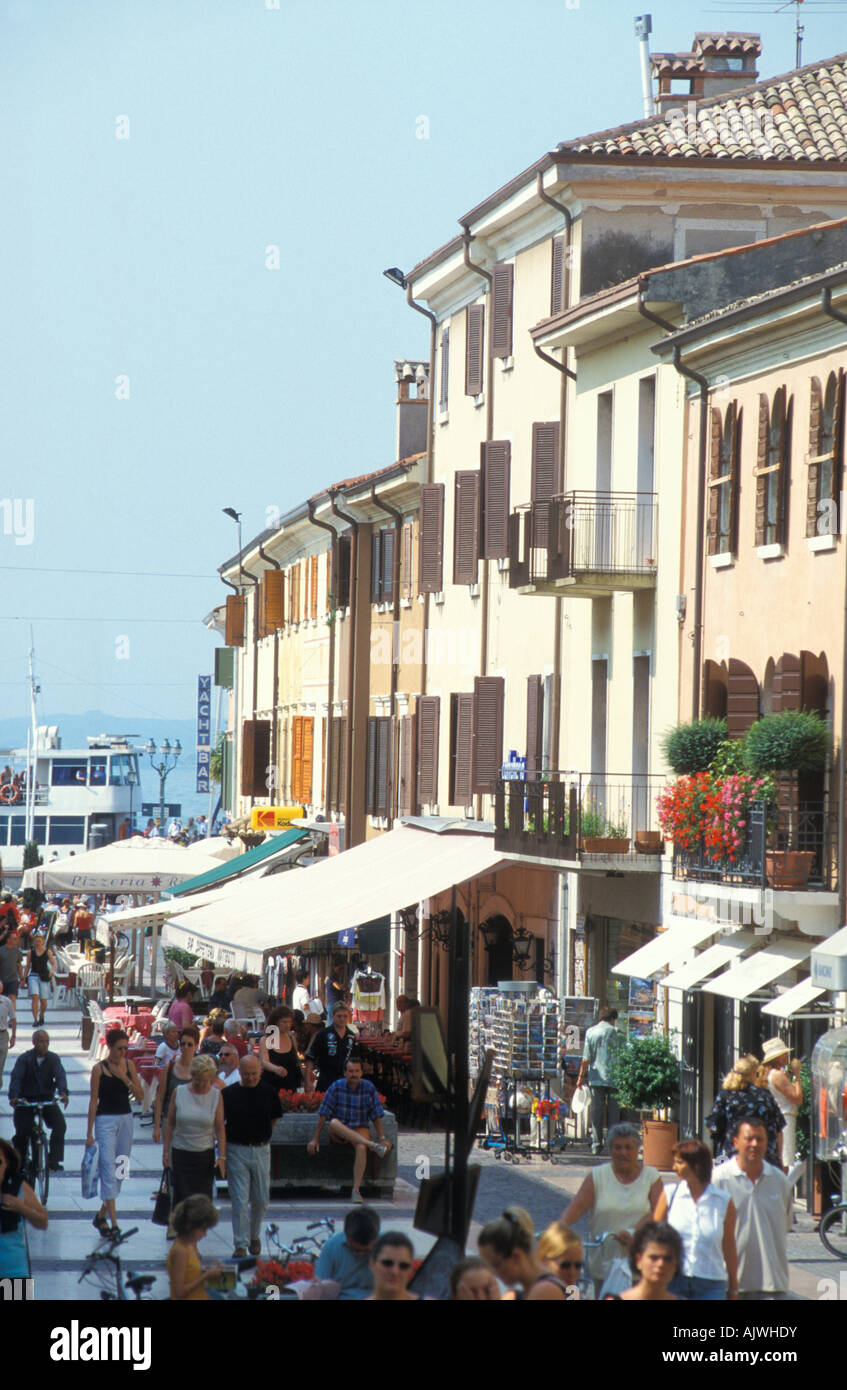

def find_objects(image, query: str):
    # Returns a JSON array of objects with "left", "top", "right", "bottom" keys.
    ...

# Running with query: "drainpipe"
[
  {"left": 820, "top": 286, "right": 847, "bottom": 932},
  {"left": 308, "top": 500, "right": 339, "bottom": 817},
  {"left": 257, "top": 543, "right": 281, "bottom": 795},
  {"left": 669, "top": 346, "right": 709, "bottom": 722},
  {"left": 404, "top": 288, "right": 437, "bottom": 807},
  {"left": 240, "top": 563, "right": 261, "bottom": 723},
  {"left": 371, "top": 479, "right": 407, "bottom": 820},
  {"left": 636, "top": 279, "right": 677, "bottom": 336},
  {"left": 330, "top": 491, "right": 362, "bottom": 839},
  {"left": 461, "top": 225, "right": 494, "bottom": 820}
]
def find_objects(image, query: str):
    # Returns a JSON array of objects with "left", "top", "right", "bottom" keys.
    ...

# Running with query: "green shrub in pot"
[
  {"left": 662, "top": 718, "right": 727, "bottom": 775},
  {"left": 610, "top": 1031, "right": 680, "bottom": 1114}
]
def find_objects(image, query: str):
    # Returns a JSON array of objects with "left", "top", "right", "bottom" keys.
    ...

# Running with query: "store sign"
[
  {"left": 811, "top": 927, "right": 847, "bottom": 990},
  {"left": 141, "top": 802, "right": 181, "bottom": 819},
  {"left": 501, "top": 751, "right": 526, "bottom": 780},
  {"left": 250, "top": 806, "right": 303, "bottom": 830},
  {"left": 336, "top": 927, "right": 355, "bottom": 947},
  {"left": 196, "top": 675, "right": 212, "bottom": 795}
]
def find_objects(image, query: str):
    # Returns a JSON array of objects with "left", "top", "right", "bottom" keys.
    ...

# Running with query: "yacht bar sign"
[{"left": 196, "top": 675, "right": 212, "bottom": 794}]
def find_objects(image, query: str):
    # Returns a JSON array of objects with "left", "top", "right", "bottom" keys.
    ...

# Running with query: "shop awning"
[
  {"left": 163, "top": 822, "right": 512, "bottom": 973},
  {"left": 612, "top": 917, "right": 724, "bottom": 979},
  {"left": 761, "top": 978, "right": 827, "bottom": 1018},
  {"left": 22, "top": 835, "right": 239, "bottom": 893},
  {"left": 702, "top": 935, "right": 811, "bottom": 1000},
  {"left": 168, "top": 827, "right": 307, "bottom": 896},
  {"left": 660, "top": 932, "right": 758, "bottom": 992}
]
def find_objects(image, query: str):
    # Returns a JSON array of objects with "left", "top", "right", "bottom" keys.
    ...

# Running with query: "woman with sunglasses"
[
  {"left": 366, "top": 1231, "right": 420, "bottom": 1301},
  {"left": 153, "top": 1028, "right": 198, "bottom": 1144},
  {"left": 478, "top": 1207, "right": 570, "bottom": 1300},
  {"left": 86, "top": 1028, "right": 143, "bottom": 1237},
  {"left": 536, "top": 1222, "right": 586, "bottom": 1296}
]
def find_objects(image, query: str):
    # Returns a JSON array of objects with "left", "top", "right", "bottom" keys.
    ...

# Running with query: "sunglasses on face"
[
  {"left": 557, "top": 1259, "right": 583, "bottom": 1270},
  {"left": 377, "top": 1258, "right": 411, "bottom": 1271}
]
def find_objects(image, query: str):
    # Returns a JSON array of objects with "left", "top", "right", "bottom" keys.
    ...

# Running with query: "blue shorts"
[{"left": 29, "top": 976, "right": 50, "bottom": 999}]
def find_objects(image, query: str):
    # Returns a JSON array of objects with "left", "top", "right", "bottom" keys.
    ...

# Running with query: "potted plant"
[
  {"left": 581, "top": 809, "right": 630, "bottom": 854},
  {"left": 744, "top": 709, "right": 830, "bottom": 888},
  {"left": 661, "top": 717, "right": 727, "bottom": 774},
  {"left": 610, "top": 1031, "right": 680, "bottom": 1170}
]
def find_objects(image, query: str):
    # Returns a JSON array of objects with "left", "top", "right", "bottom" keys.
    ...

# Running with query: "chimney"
[
  {"left": 394, "top": 359, "right": 429, "bottom": 463},
  {"left": 650, "top": 31, "right": 761, "bottom": 115}
]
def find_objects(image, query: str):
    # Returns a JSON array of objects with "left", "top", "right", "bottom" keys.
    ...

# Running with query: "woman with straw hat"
[{"left": 761, "top": 1037, "right": 803, "bottom": 1172}]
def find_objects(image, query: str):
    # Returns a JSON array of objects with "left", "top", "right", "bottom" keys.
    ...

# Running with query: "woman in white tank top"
[{"left": 560, "top": 1122, "right": 663, "bottom": 1284}]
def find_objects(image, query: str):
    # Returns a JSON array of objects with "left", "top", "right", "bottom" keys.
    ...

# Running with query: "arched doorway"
[{"left": 480, "top": 914, "right": 514, "bottom": 985}]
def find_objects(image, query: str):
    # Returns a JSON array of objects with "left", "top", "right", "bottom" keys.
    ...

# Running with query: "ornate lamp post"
[{"left": 144, "top": 739, "right": 182, "bottom": 830}]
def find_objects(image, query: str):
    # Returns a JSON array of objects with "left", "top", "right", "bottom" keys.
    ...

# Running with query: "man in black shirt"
[
  {"left": 221, "top": 1054, "right": 283, "bottom": 1258},
  {"left": 304, "top": 1003, "right": 357, "bottom": 1093},
  {"left": 9, "top": 1029, "right": 70, "bottom": 1171}
]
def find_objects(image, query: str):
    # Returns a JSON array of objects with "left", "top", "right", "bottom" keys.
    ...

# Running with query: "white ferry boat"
[{"left": 0, "top": 727, "right": 142, "bottom": 883}]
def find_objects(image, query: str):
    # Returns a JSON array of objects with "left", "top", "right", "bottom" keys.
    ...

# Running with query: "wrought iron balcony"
[
  {"left": 672, "top": 795, "right": 837, "bottom": 892},
  {"left": 508, "top": 491, "right": 658, "bottom": 597},
  {"left": 493, "top": 772, "right": 667, "bottom": 864}
]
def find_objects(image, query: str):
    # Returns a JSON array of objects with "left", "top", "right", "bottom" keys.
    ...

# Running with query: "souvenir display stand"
[{"left": 470, "top": 982, "right": 566, "bottom": 1162}]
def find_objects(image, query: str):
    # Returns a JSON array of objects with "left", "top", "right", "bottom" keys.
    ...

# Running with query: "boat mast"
[{"left": 25, "top": 637, "right": 39, "bottom": 843}]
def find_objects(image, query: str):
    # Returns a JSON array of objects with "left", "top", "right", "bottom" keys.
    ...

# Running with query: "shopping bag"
[
  {"left": 152, "top": 1167, "right": 173, "bottom": 1226},
  {"left": 81, "top": 1141, "right": 99, "bottom": 1199},
  {"left": 598, "top": 1254, "right": 634, "bottom": 1300}
]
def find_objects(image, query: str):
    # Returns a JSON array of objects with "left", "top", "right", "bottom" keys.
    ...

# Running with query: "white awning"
[
  {"left": 163, "top": 823, "right": 512, "bottom": 973},
  {"left": 612, "top": 917, "right": 723, "bottom": 979},
  {"left": 761, "top": 978, "right": 827, "bottom": 1018},
  {"left": 702, "top": 935, "right": 811, "bottom": 1000},
  {"left": 660, "top": 932, "right": 758, "bottom": 992},
  {"left": 22, "top": 836, "right": 238, "bottom": 893}
]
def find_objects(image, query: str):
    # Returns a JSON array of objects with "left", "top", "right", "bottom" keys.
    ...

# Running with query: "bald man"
[{"left": 221, "top": 1054, "right": 283, "bottom": 1257}]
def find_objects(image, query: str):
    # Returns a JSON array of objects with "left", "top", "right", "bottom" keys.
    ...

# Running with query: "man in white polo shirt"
[{"left": 713, "top": 1117, "right": 793, "bottom": 1300}]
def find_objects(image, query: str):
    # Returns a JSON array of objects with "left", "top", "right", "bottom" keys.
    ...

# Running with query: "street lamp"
[{"left": 145, "top": 738, "right": 182, "bottom": 831}]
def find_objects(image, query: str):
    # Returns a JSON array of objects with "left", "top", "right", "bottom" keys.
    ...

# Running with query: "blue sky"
[{"left": 0, "top": 0, "right": 843, "bottom": 733}]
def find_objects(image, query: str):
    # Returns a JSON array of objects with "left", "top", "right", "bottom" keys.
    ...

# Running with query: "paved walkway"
[{"left": 2, "top": 1004, "right": 841, "bottom": 1299}]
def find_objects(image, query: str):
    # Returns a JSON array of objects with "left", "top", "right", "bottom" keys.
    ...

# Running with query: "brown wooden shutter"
[
  {"left": 291, "top": 717, "right": 303, "bottom": 804},
  {"left": 309, "top": 555, "right": 319, "bottom": 619},
  {"left": 416, "top": 696, "right": 440, "bottom": 804},
  {"left": 321, "top": 717, "right": 327, "bottom": 805},
  {"left": 472, "top": 676, "right": 505, "bottom": 794},
  {"left": 726, "top": 659, "right": 759, "bottom": 738},
  {"left": 366, "top": 717, "right": 378, "bottom": 814},
  {"left": 453, "top": 471, "right": 480, "bottom": 585},
  {"left": 526, "top": 674, "right": 544, "bottom": 776},
  {"left": 708, "top": 407, "right": 722, "bottom": 556},
  {"left": 329, "top": 717, "right": 347, "bottom": 812},
  {"left": 334, "top": 534, "right": 351, "bottom": 608},
  {"left": 531, "top": 422, "right": 559, "bottom": 549},
  {"left": 376, "top": 717, "right": 391, "bottom": 816},
  {"left": 241, "top": 719, "right": 271, "bottom": 798},
  {"left": 755, "top": 394, "right": 769, "bottom": 546},
  {"left": 729, "top": 403, "right": 741, "bottom": 555},
  {"left": 401, "top": 523, "right": 413, "bottom": 600},
  {"left": 301, "top": 717, "right": 314, "bottom": 803},
  {"left": 371, "top": 532, "right": 382, "bottom": 604},
  {"left": 551, "top": 235, "right": 566, "bottom": 316},
  {"left": 264, "top": 570, "right": 285, "bottom": 631},
  {"left": 772, "top": 653, "right": 801, "bottom": 714},
  {"left": 381, "top": 527, "right": 395, "bottom": 605},
  {"left": 440, "top": 327, "right": 450, "bottom": 411},
  {"left": 835, "top": 369, "right": 846, "bottom": 502},
  {"left": 418, "top": 483, "right": 444, "bottom": 593},
  {"left": 398, "top": 714, "right": 417, "bottom": 816},
  {"left": 806, "top": 377, "right": 823, "bottom": 537},
  {"left": 491, "top": 263, "right": 514, "bottom": 359},
  {"left": 326, "top": 550, "right": 332, "bottom": 612},
  {"left": 450, "top": 693, "right": 474, "bottom": 806},
  {"left": 225, "top": 595, "right": 245, "bottom": 647},
  {"left": 481, "top": 440, "right": 511, "bottom": 559},
  {"left": 465, "top": 304, "right": 484, "bottom": 397}
]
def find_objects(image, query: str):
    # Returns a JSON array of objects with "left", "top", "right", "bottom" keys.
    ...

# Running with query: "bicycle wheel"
[
  {"left": 820, "top": 1204, "right": 847, "bottom": 1258},
  {"left": 35, "top": 1135, "right": 49, "bottom": 1205}
]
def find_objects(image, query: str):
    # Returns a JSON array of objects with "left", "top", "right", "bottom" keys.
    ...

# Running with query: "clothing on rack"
[{"left": 350, "top": 968, "right": 385, "bottom": 1023}]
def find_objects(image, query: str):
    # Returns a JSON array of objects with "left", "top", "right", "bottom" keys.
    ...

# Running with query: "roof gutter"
[
  {"left": 670, "top": 346, "right": 709, "bottom": 722},
  {"left": 636, "top": 277, "right": 677, "bottom": 334},
  {"left": 820, "top": 286, "right": 847, "bottom": 937}
]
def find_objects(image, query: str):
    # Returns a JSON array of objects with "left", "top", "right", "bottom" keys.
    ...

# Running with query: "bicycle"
[
  {"left": 265, "top": 1217, "right": 336, "bottom": 1263},
  {"left": 13, "top": 1100, "right": 55, "bottom": 1205},
  {"left": 79, "top": 1227, "right": 156, "bottom": 1301},
  {"left": 819, "top": 1132, "right": 847, "bottom": 1259}
]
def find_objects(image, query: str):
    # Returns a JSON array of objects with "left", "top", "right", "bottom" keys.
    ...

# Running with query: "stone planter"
[{"left": 266, "top": 1110, "right": 398, "bottom": 1198}]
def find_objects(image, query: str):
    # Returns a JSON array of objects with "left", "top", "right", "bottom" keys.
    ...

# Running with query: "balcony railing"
[
  {"left": 672, "top": 795, "right": 837, "bottom": 891},
  {"left": 508, "top": 491, "right": 658, "bottom": 596},
  {"left": 494, "top": 772, "right": 668, "bottom": 863}
]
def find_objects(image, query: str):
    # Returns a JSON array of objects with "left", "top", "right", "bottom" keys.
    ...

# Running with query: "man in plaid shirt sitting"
[{"left": 307, "top": 1057, "right": 391, "bottom": 1203}]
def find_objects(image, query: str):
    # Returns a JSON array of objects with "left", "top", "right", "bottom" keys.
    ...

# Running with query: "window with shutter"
[
  {"left": 371, "top": 532, "right": 383, "bottom": 605},
  {"left": 241, "top": 720, "right": 271, "bottom": 798},
  {"left": 365, "top": 716, "right": 392, "bottom": 816},
  {"left": 727, "top": 659, "right": 759, "bottom": 737},
  {"left": 325, "top": 550, "right": 332, "bottom": 613},
  {"left": 334, "top": 535, "right": 352, "bottom": 609},
  {"left": 291, "top": 717, "right": 304, "bottom": 805},
  {"left": 453, "top": 471, "right": 480, "bottom": 585},
  {"left": 531, "top": 423, "right": 559, "bottom": 550},
  {"left": 398, "top": 714, "right": 417, "bottom": 816},
  {"left": 263, "top": 570, "right": 285, "bottom": 632},
  {"left": 321, "top": 717, "right": 327, "bottom": 805},
  {"left": 440, "top": 327, "right": 450, "bottom": 412},
  {"left": 526, "top": 675, "right": 544, "bottom": 777},
  {"left": 465, "top": 303, "right": 485, "bottom": 397},
  {"left": 301, "top": 717, "right": 314, "bottom": 804},
  {"left": 472, "top": 676, "right": 505, "bottom": 795},
  {"left": 771, "top": 653, "right": 801, "bottom": 713},
  {"left": 551, "top": 235, "right": 566, "bottom": 316},
  {"left": 449, "top": 694, "right": 474, "bottom": 806},
  {"left": 416, "top": 696, "right": 440, "bottom": 805},
  {"left": 491, "top": 263, "right": 514, "bottom": 359},
  {"left": 381, "top": 527, "right": 395, "bottom": 605},
  {"left": 481, "top": 441, "right": 511, "bottom": 559},
  {"left": 755, "top": 388, "right": 790, "bottom": 547},
  {"left": 709, "top": 403, "right": 740, "bottom": 556},
  {"left": 328, "top": 716, "right": 347, "bottom": 813},
  {"left": 225, "top": 595, "right": 245, "bottom": 647},
  {"left": 401, "top": 523, "right": 413, "bottom": 601},
  {"left": 309, "top": 555, "right": 319, "bottom": 619},
  {"left": 808, "top": 372, "right": 844, "bottom": 537},
  {"left": 366, "top": 718, "right": 378, "bottom": 814},
  {"left": 418, "top": 484, "right": 444, "bottom": 593}
]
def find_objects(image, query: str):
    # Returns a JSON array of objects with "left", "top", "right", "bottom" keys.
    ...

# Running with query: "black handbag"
[{"left": 152, "top": 1167, "right": 172, "bottom": 1226}]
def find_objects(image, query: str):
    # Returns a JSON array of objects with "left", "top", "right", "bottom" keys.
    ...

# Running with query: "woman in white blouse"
[{"left": 653, "top": 1138, "right": 738, "bottom": 1301}]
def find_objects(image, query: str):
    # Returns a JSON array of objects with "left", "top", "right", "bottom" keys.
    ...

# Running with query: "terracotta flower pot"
[
  {"left": 634, "top": 832, "right": 663, "bottom": 854},
  {"left": 641, "top": 1118, "right": 678, "bottom": 1171},
  {"left": 582, "top": 837, "right": 630, "bottom": 854},
  {"left": 765, "top": 850, "right": 814, "bottom": 889}
]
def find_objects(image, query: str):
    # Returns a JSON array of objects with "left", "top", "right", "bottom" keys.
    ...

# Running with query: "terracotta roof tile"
[{"left": 561, "top": 53, "right": 847, "bottom": 163}]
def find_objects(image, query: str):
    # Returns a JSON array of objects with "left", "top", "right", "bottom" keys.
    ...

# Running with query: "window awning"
[
  {"left": 761, "top": 978, "right": 827, "bottom": 1018},
  {"left": 702, "top": 935, "right": 811, "bottom": 1000},
  {"left": 660, "top": 932, "right": 758, "bottom": 992},
  {"left": 163, "top": 823, "right": 512, "bottom": 973},
  {"left": 612, "top": 917, "right": 724, "bottom": 979},
  {"left": 168, "top": 827, "right": 307, "bottom": 896}
]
